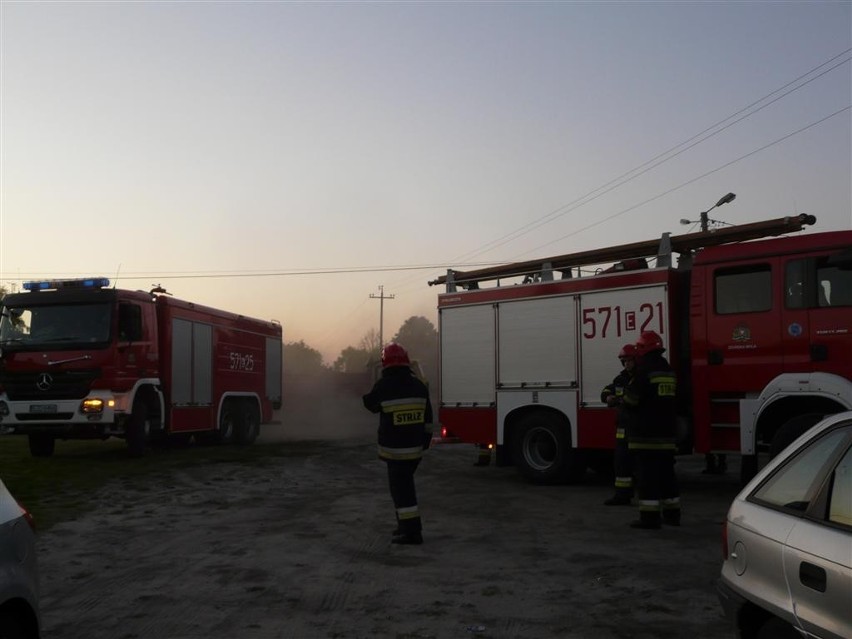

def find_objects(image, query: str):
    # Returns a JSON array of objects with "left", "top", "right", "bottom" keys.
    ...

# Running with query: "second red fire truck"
[
  {"left": 0, "top": 278, "right": 283, "bottom": 457},
  {"left": 429, "top": 215, "right": 852, "bottom": 484}
]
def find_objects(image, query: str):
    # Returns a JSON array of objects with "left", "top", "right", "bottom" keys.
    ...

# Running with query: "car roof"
[{"left": 740, "top": 411, "right": 852, "bottom": 496}]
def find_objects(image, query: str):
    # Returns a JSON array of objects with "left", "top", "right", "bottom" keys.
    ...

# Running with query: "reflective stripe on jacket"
[
  {"left": 363, "top": 365, "right": 434, "bottom": 462},
  {"left": 623, "top": 351, "right": 677, "bottom": 449}
]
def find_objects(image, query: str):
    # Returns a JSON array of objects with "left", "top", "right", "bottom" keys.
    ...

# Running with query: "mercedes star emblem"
[{"left": 36, "top": 373, "right": 53, "bottom": 391}]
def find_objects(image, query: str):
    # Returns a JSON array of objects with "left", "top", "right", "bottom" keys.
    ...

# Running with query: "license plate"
[{"left": 29, "top": 404, "right": 58, "bottom": 414}]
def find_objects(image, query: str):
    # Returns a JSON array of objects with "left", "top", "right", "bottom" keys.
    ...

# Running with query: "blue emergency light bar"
[{"left": 22, "top": 278, "right": 110, "bottom": 291}]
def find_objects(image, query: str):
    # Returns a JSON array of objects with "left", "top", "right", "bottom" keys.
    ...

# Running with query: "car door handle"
[{"left": 799, "top": 561, "right": 827, "bottom": 593}]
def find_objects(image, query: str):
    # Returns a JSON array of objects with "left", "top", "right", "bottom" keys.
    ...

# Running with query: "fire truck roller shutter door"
[{"left": 510, "top": 409, "right": 586, "bottom": 485}]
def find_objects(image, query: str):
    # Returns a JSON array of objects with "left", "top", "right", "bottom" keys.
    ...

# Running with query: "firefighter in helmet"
[
  {"left": 622, "top": 330, "right": 681, "bottom": 529},
  {"left": 600, "top": 343, "right": 637, "bottom": 506},
  {"left": 363, "top": 342, "right": 434, "bottom": 545}
]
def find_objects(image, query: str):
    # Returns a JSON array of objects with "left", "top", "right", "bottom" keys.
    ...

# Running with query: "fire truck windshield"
[{"left": 0, "top": 303, "right": 112, "bottom": 349}]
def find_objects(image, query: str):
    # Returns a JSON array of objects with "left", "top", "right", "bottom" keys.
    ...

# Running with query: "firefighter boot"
[{"left": 630, "top": 511, "right": 662, "bottom": 530}]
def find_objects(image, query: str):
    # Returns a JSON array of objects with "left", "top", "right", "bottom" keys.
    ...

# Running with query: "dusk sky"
[{"left": 1, "top": 1, "right": 850, "bottom": 364}]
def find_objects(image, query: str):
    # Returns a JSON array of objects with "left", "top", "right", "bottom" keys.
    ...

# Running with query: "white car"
[
  {"left": 718, "top": 411, "right": 852, "bottom": 639},
  {"left": 0, "top": 479, "right": 40, "bottom": 639}
]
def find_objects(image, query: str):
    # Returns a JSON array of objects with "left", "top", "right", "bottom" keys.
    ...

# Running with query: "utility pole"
[
  {"left": 369, "top": 285, "right": 395, "bottom": 348},
  {"left": 682, "top": 192, "right": 737, "bottom": 231}
]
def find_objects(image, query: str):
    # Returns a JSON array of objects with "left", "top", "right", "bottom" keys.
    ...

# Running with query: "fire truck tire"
[
  {"left": 28, "top": 434, "right": 55, "bottom": 458},
  {"left": 769, "top": 413, "right": 825, "bottom": 460},
  {"left": 126, "top": 401, "right": 150, "bottom": 457},
  {"left": 512, "top": 412, "right": 585, "bottom": 485},
  {"left": 0, "top": 611, "right": 29, "bottom": 639},
  {"left": 217, "top": 403, "right": 237, "bottom": 444},
  {"left": 234, "top": 402, "right": 260, "bottom": 445}
]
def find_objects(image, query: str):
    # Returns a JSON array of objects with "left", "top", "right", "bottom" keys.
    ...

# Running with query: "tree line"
[{"left": 284, "top": 315, "right": 438, "bottom": 382}]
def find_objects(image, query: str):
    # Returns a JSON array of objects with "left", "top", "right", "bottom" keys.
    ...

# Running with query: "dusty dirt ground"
[{"left": 36, "top": 391, "right": 741, "bottom": 639}]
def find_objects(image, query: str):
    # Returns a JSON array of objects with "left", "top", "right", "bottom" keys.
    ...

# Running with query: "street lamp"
[{"left": 680, "top": 192, "right": 737, "bottom": 231}]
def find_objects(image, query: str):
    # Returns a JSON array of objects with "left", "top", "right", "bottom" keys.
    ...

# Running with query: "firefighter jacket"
[
  {"left": 601, "top": 369, "right": 633, "bottom": 438},
  {"left": 622, "top": 351, "right": 677, "bottom": 451},
  {"left": 600, "top": 369, "right": 631, "bottom": 405},
  {"left": 363, "top": 365, "right": 434, "bottom": 461}
]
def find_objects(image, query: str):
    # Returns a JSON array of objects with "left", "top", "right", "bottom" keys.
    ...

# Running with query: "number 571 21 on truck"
[{"left": 429, "top": 214, "right": 852, "bottom": 485}]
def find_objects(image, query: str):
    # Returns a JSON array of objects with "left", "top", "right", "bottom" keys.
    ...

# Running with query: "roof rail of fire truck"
[
  {"left": 428, "top": 214, "right": 816, "bottom": 291},
  {"left": 22, "top": 277, "right": 110, "bottom": 292}
]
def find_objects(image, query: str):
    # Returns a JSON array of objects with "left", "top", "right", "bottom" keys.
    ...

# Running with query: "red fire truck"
[
  {"left": 0, "top": 278, "right": 283, "bottom": 457},
  {"left": 428, "top": 215, "right": 852, "bottom": 484}
]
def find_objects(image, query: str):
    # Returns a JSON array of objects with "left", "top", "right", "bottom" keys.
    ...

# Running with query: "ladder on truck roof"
[{"left": 428, "top": 214, "right": 816, "bottom": 292}]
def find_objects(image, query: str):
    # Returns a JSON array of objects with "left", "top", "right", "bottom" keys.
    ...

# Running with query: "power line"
[
  {"left": 521, "top": 104, "right": 852, "bottom": 257},
  {"left": 6, "top": 53, "right": 848, "bottom": 289},
  {"left": 18, "top": 103, "right": 837, "bottom": 290},
  {"left": 5, "top": 261, "right": 507, "bottom": 282},
  {"left": 383, "top": 48, "right": 851, "bottom": 296},
  {"left": 455, "top": 49, "right": 852, "bottom": 263}
]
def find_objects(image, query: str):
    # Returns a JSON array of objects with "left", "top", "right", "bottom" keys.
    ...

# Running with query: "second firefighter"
[{"left": 600, "top": 343, "right": 637, "bottom": 506}]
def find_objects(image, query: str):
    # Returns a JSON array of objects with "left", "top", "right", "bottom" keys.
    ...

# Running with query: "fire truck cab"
[
  {"left": 430, "top": 216, "right": 852, "bottom": 484},
  {"left": 0, "top": 278, "right": 283, "bottom": 457}
]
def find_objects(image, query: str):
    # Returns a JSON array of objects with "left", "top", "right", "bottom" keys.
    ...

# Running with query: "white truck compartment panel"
[
  {"left": 441, "top": 305, "right": 495, "bottom": 405},
  {"left": 497, "top": 296, "right": 577, "bottom": 387}
]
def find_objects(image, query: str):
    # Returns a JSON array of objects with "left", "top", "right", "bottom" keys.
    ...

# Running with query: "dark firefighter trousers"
[
  {"left": 634, "top": 450, "right": 680, "bottom": 525},
  {"left": 386, "top": 458, "right": 422, "bottom": 536},
  {"left": 613, "top": 431, "right": 633, "bottom": 500}
]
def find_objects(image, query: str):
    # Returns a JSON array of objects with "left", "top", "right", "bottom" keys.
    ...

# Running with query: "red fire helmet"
[
  {"left": 619, "top": 344, "right": 637, "bottom": 359},
  {"left": 381, "top": 342, "right": 411, "bottom": 368},
  {"left": 635, "top": 331, "right": 665, "bottom": 356}
]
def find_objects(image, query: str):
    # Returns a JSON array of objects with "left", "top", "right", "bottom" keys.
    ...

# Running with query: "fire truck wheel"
[
  {"left": 0, "top": 611, "right": 29, "bottom": 639},
  {"left": 217, "top": 403, "right": 237, "bottom": 444},
  {"left": 234, "top": 402, "right": 260, "bottom": 445},
  {"left": 512, "top": 412, "right": 585, "bottom": 485},
  {"left": 28, "top": 434, "right": 55, "bottom": 458},
  {"left": 769, "top": 413, "right": 825, "bottom": 459},
  {"left": 126, "top": 401, "right": 150, "bottom": 457}
]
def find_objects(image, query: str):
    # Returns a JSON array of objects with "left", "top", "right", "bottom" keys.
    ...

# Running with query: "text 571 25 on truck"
[
  {"left": 428, "top": 215, "right": 852, "bottom": 485},
  {"left": 0, "top": 278, "right": 283, "bottom": 457}
]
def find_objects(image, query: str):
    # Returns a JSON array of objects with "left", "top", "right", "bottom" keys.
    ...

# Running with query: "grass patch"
[{"left": 0, "top": 435, "right": 335, "bottom": 530}]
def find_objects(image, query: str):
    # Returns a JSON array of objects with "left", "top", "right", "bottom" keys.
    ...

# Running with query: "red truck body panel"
[
  {"left": 433, "top": 222, "right": 852, "bottom": 480},
  {"left": 0, "top": 280, "right": 283, "bottom": 453}
]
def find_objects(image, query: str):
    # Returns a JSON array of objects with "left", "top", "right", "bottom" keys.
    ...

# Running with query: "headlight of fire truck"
[{"left": 80, "top": 398, "right": 116, "bottom": 414}]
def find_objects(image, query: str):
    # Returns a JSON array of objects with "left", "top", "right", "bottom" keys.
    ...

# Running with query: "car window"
[
  {"left": 752, "top": 426, "right": 850, "bottom": 511},
  {"left": 828, "top": 445, "right": 852, "bottom": 527}
]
